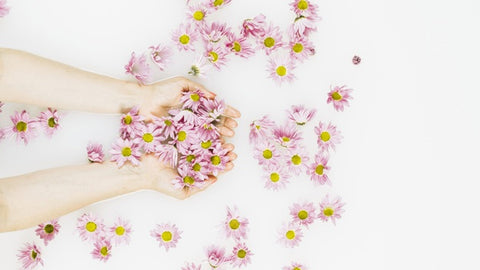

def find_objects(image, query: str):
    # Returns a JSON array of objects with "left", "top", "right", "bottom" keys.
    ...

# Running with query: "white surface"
[{"left": 1, "top": 0, "right": 480, "bottom": 269}]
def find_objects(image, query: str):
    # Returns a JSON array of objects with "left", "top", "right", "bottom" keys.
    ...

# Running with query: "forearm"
[
  {"left": 0, "top": 162, "right": 150, "bottom": 232},
  {"left": 0, "top": 48, "right": 146, "bottom": 113}
]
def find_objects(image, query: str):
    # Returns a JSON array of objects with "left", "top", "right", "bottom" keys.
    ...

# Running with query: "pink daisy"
[
  {"left": 110, "top": 138, "right": 142, "bottom": 167},
  {"left": 109, "top": 217, "right": 132, "bottom": 246},
  {"left": 17, "top": 242, "right": 43, "bottom": 270},
  {"left": 199, "top": 98, "right": 225, "bottom": 122},
  {"left": 124, "top": 52, "right": 150, "bottom": 85},
  {"left": 154, "top": 116, "right": 177, "bottom": 140},
  {"left": 172, "top": 167, "right": 205, "bottom": 190},
  {"left": 263, "top": 163, "right": 291, "bottom": 190},
  {"left": 91, "top": 238, "right": 112, "bottom": 262},
  {"left": 258, "top": 23, "right": 284, "bottom": 55},
  {"left": 188, "top": 157, "right": 211, "bottom": 181},
  {"left": 171, "top": 107, "right": 200, "bottom": 126},
  {"left": 254, "top": 140, "right": 281, "bottom": 167},
  {"left": 188, "top": 54, "right": 211, "bottom": 78},
  {"left": 208, "top": 143, "right": 229, "bottom": 175},
  {"left": 318, "top": 194, "right": 345, "bottom": 225},
  {"left": 181, "top": 89, "right": 206, "bottom": 112},
  {"left": 226, "top": 32, "right": 255, "bottom": 58},
  {"left": 77, "top": 213, "right": 106, "bottom": 242},
  {"left": 286, "top": 147, "right": 310, "bottom": 176},
  {"left": 200, "top": 21, "right": 231, "bottom": 44},
  {"left": 327, "top": 85, "right": 353, "bottom": 112},
  {"left": 230, "top": 242, "right": 253, "bottom": 267},
  {"left": 291, "top": 0, "right": 319, "bottom": 17},
  {"left": 207, "top": 0, "right": 232, "bottom": 10},
  {"left": 278, "top": 223, "right": 304, "bottom": 248},
  {"left": 0, "top": 0, "right": 10, "bottom": 17},
  {"left": 155, "top": 143, "right": 179, "bottom": 168},
  {"left": 288, "top": 35, "right": 315, "bottom": 62},
  {"left": 197, "top": 120, "right": 220, "bottom": 140},
  {"left": 206, "top": 245, "right": 229, "bottom": 269},
  {"left": 37, "top": 108, "right": 60, "bottom": 137},
  {"left": 172, "top": 23, "right": 199, "bottom": 52},
  {"left": 172, "top": 125, "right": 198, "bottom": 155},
  {"left": 290, "top": 15, "right": 319, "bottom": 38},
  {"left": 6, "top": 110, "right": 38, "bottom": 145},
  {"left": 249, "top": 115, "right": 276, "bottom": 144},
  {"left": 272, "top": 123, "right": 303, "bottom": 149},
  {"left": 314, "top": 121, "right": 343, "bottom": 152},
  {"left": 186, "top": 3, "right": 209, "bottom": 25},
  {"left": 149, "top": 43, "right": 173, "bottom": 71},
  {"left": 308, "top": 153, "right": 331, "bottom": 185},
  {"left": 241, "top": 14, "right": 266, "bottom": 38},
  {"left": 86, "top": 142, "right": 105, "bottom": 163},
  {"left": 283, "top": 262, "right": 308, "bottom": 270},
  {"left": 134, "top": 123, "right": 161, "bottom": 153},
  {"left": 35, "top": 219, "right": 61, "bottom": 246},
  {"left": 205, "top": 43, "right": 229, "bottom": 70},
  {"left": 289, "top": 202, "right": 316, "bottom": 227},
  {"left": 182, "top": 262, "right": 202, "bottom": 270},
  {"left": 120, "top": 106, "right": 144, "bottom": 139},
  {"left": 268, "top": 54, "right": 296, "bottom": 85},
  {"left": 224, "top": 206, "right": 249, "bottom": 240},
  {"left": 151, "top": 223, "right": 182, "bottom": 251},
  {"left": 287, "top": 105, "right": 317, "bottom": 125}
]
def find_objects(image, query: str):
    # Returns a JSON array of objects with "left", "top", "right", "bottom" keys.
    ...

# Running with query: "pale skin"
[{"left": 0, "top": 48, "right": 241, "bottom": 232}]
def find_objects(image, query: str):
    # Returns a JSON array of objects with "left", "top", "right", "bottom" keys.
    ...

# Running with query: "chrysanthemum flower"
[
  {"left": 91, "top": 238, "right": 112, "bottom": 262},
  {"left": 6, "top": 110, "right": 38, "bottom": 145},
  {"left": 109, "top": 217, "right": 132, "bottom": 246},
  {"left": 120, "top": 106, "right": 144, "bottom": 139},
  {"left": 314, "top": 121, "right": 343, "bottom": 152},
  {"left": 154, "top": 116, "right": 177, "bottom": 140},
  {"left": 124, "top": 52, "right": 151, "bottom": 85},
  {"left": 197, "top": 120, "right": 220, "bottom": 141},
  {"left": 85, "top": 143, "right": 104, "bottom": 163},
  {"left": 206, "top": 245, "right": 229, "bottom": 269},
  {"left": 254, "top": 140, "right": 281, "bottom": 167},
  {"left": 283, "top": 262, "right": 308, "bottom": 270},
  {"left": 151, "top": 223, "right": 182, "bottom": 251},
  {"left": 308, "top": 153, "right": 331, "bottom": 185},
  {"left": 0, "top": 0, "right": 10, "bottom": 17},
  {"left": 172, "top": 23, "right": 199, "bottom": 52},
  {"left": 181, "top": 89, "right": 206, "bottom": 112},
  {"left": 187, "top": 157, "right": 210, "bottom": 181},
  {"left": 318, "top": 194, "right": 345, "bottom": 225},
  {"left": 231, "top": 242, "right": 253, "bottom": 267},
  {"left": 199, "top": 98, "right": 225, "bottom": 122},
  {"left": 186, "top": 3, "right": 209, "bottom": 25},
  {"left": 134, "top": 123, "right": 161, "bottom": 154},
  {"left": 278, "top": 223, "right": 304, "bottom": 248},
  {"left": 17, "top": 242, "right": 43, "bottom": 270},
  {"left": 226, "top": 32, "right": 255, "bottom": 58},
  {"left": 241, "top": 14, "right": 266, "bottom": 38},
  {"left": 110, "top": 138, "right": 141, "bottom": 167},
  {"left": 188, "top": 54, "right": 211, "bottom": 78},
  {"left": 268, "top": 54, "right": 296, "bottom": 85},
  {"left": 263, "top": 163, "right": 291, "bottom": 190},
  {"left": 249, "top": 115, "right": 276, "bottom": 144},
  {"left": 208, "top": 143, "right": 229, "bottom": 175},
  {"left": 288, "top": 35, "right": 315, "bottom": 62},
  {"left": 155, "top": 143, "right": 179, "bottom": 167},
  {"left": 224, "top": 206, "right": 249, "bottom": 240},
  {"left": 258, "top": 23, "right": 284, "bottom": 55},
  {"left": 327, "top": 85, "right": 353, "bottom": 112},
  {"left": 204, "top": 43, "right": 229, "bottom": 70},
  {"left": 287, "top": 105, "right": 317, "bottom": 125},
  {"left": 289, "top": 202, "right": 316, "bottom": 227},
  {"left": 286, "top": 147, "right": 310, "bottom": 176},
  {"left": 291, "top": 0, "right": 318, "bottom": 17},
  {"left": 35, "top": 219, "right": 61, "bottom": 246},
  {"left": 149, "top": 43, "right": 173, "bottom": 71},
  {"left": 207, "top": 0, "right": 232, "bottom": 10},
  {"left": 172, "top": 167, "right": 204, "bottom": 190},
  {"left": 182, "top": 262, "right": 202, "bottom": 270},
  {"left": 36, "top": 108, "right": 60, "bottom": 137},
  {"left": 290, "top": 15, "right": 319, "bottom": 38},
  {"left": 172, "top": 125, "right": 198, "bottom": 155},
  {"left": 272, "top": 123, "right": 302, "bottom": 149},
  {"left": 77, "top": 213, "right": 106, "bottom": 242},
  {"left": 200, "top": 21, "right": 231, "bottom": 44}
]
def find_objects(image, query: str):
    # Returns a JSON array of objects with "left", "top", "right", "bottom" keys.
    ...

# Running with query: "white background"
[{"left": 1, "top": 0, "right": 480, "bottom": 269}]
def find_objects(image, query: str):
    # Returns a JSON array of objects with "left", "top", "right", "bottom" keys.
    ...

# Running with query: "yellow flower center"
[
  {"left": 44, "top": 224, "right": 54, "bottom": 234},
  {"left": 177, "top": 131, "right": 187, "bottom": 141},
  {"left": 298, "top": 210, "right": 308, "bottom": 220},
  {"left": 291, "top": 155, "right": 302, "bottom": 165},
  {"left": 276, "top": 66, "right": 287, "bottom": 77},
  {"left": 286, "top": 230, "right": 296, "bottom": 240},
  {"left": 324, "top": 207, "right": 334, "bottom": 216},
  {"left": 193, "top": 163, "right": 201, "bottom": 171},
  {"left": 229, "top": 219, "right": 240, "bottom": 230},
  {"left": 164, "top": 119, "right": 172, "bottom": 126},
  {"left": 209, "top": 51, "right": 219, "bottom": 62},
  {"left": 293, "top": 43, "right": 304, "bottom": 53},
  {"left": 115, "top": 226, "right": 125, "bottom": 236},
  {"left": 255, "top": 125, "right": 261, "bottom": 130},
  {"left": 264, "top": 37, "right": 275, "bottom": 48},
  {"left": 237, "top": 249, "right": 247, "bottom": 259},
  {"left": 183, "top": 176, "right": 195, "bottom": 185},
  {"left": 179, "top": 35, "right": 190, "bottom": 45},
  {"left": 86, "top": 222, "right": 97, "bottom": 232},
  {"left": 262, "top": 149, "right": 272, "bottom": 159},
  {"left": 186, "top": 154, "right": 196, "bottom": 162},
  {"left": 270, "top": 172, "right": 280, "bottom": 182},
  {"left": 282, "top": 136, "right": 290, "bottom": 142},
  {"left": 332, "top": 91, "right": 342, "bottom": 101},
  {"left": 16, "top": 121, "right": 27, "bottom": 132},
  {"left": 31, "top": 250, "right": 37, "bottom": 259},
  {"left": 143, "top": 133, "right": 154, "bottom": 143},
  {"left": 320, "top": 131, "right": 331, "bottom": 142},
  {"left": 315, "top": 164, "right": 324, "bottom": 175},
  {"left": 193, "top": 10, "right": 204, "bottom": 21},
  {"left": 161, "top": 231, "right": 173, "bottom": 242},
  {"left": 233, "top": 42, "right": 241, "bottom": 52},
  {"left": 191, "top": 93, "right": 200, "bottom": 101},
  {"left": 211, "top": 155, "right": 221, "bottom": 165},
  {"left": 298, "top": 0, "right": 308, "bottom": 10},
  {"left": 214, "top": 0, "right": 224, "bottom": 6},
  {"left": 121, "top": 147, "right": 132, "bottom": 157},
  {"left": 100, "top": 246, "right": 108, "bottom": 256},
  {"left": 294, "top": 267, "right": 301, "bottom": 270},
  {"left": 124, "top": 115, "right": 132, "bottom": 125},
  {"left": 201, "top": 140, "right": 212, "bottom": 149},
  {"left": 48, "top": 117, "right": 57, "bottom": 128}
]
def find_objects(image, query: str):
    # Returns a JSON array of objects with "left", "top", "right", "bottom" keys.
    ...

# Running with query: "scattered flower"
[
  {"left": 278, "top": 223, "right": 304, "bottom": 248},
  {"left": 352, "top": 55, "right": 361, "bottom": 65},
  {"left": 207, "top": 0, "right": 232, "bottom": 10},
  {"left": 77, "top": 213, "right": 106, "bottom": 242},
  {"left": 226, "top": 32, "right": 255, "bottom": 58},
  {"left": 134, "top": 123, "right": 161, "bottom": 153},
  {"left": 6, "top": 110, "right": 38, "bottom": 145},
  {"left": 327, "top": 85, "right": 353, "bottom": 112},
  {"left": 149, "top": 43, "right": 173, "bottom": 71},
  {"left": 288, "top": 35, "right": 315, "bottom": 62},
  {"left": 86, "top": 143, "right": 105, "bottom": 163},
  {"left": 249, "top": 115, "right": 276, "bottom": 144},
  {"left": 187, "top": 3, "right": 209, "bottom": 25},
  {"left": 206, "top": 245, "right": 229, "bottom": 268},
  {"left": 120, "top": 106, "right": 144, "bottom": 139},
  {"left": 224, "top": 206, "right": 249, "bottom": 240},
  {"left": 314, "top": 121, "right": 343, "bottom": 152},
  {"left": 110, "top": 138, "right": 142, "bottom": 167},
  {"left": 17, "top": 242, "right": 43, "bottom": 270},
  {"left": 230, "top": 242, "right": 253, "bottom": 267},
  {"left": 254, "top": 140, "right": 281, "bottom": 167},
  {"left": 200, "top": 21, "right": 231, "bottom": 44},
  {"left": 258, "top": 23, "right": 284, "bottom": 55},
  {"left": 35, "top": 219, "right": 61, "bottom": 246},
  {"left": 91, "top": 238, "right": 112, "bottom": 262},
  {"left": 151, "top": 223, "right": 182, "bottom": 251},
  {"left": 283, "top": 262, "right": 308, "bottom": 270},
  {"left": 285, "top": 147, "right": 310, "bottom": 176},
  {"left": 38, "top": 108, "right": 60, "bottom": 137},
  {"left": 291, "top": 0, "right": 318, "bottom": 17},
  {"left": 287, "top": 105, "right": 316, "bottom": 125},
  {"left": 308, "top": 153, "right": 331, "bottom": 185},
  {"left": 124, "top": 52, "right": 151, "bottom": 85},
  {"left": 241, "top": 14, "right": 267, "bottom": 38},
  {"left": 267, "top": 54, "right": 296, "bottom": 85},
  {"left": 263, "top": 163, "right": 290, "bottom": 190},
  {"left": 318, "top": 194, "right": 345, "bottom": 225},
  {"left": 290, "top": 15, "right": 318, "bottom": 38},
  {"left": 173, "top": 23, "right": 199, "bottom": 52},
  {"left": 290, "top": 202, "right": 316, "bottom": 227},
  {"left": 205, "top": 43, "right": 229, "bottom": 70},
  {"left": 272, "top": 123, "right": 302, "bottom": 149},
  {"left": 188, "top": 54, "right": 211, "bottom": 77},
  {"left": 109, "top": 217, "right": 132, "bottom": 246}
]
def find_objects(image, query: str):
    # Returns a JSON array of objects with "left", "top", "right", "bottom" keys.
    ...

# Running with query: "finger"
[
  {"left": 219, "top": 126, "right": 234, "bottom": 137},
  {"left": 224, "top": 162, "right": 234, "bottom": 171},
  {"left": 223, "top": 143, "right": 235, "bottom": 152},
  {"left": 181, "top": 77, "right": 216, "bottom": 99},
  {"left": 227, "top": 152, "right": 237, "bottom": 161},
  {"left": 223, "top": 105, "right": 241, "bottom": 118},
  {"left": 223, "top": 117, "right": 238, "bottom": 129}
]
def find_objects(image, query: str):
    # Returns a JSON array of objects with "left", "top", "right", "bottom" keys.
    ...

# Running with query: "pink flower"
[
  {"left": 91, "top": 238, "right": 112, "bottom": 262},
  {"left": 149, "top": 43, "right": 173, "bottom": 71},
  {"left": 290, "top": 202, "right": 316, "bottom": 227},
  {"left": 172, "top": 166, "right": 205, "bottom": 190},
  {"left": 154, "top": 116, "right": 176, "bottom": 140},
  {"left": 249, "top": 115, "right": 276, "bottom": 144},
  {"left": 172, "top": 23, "right": 199, "bottom": 52},
  {"left": 200, "top": 21, "right": 231, "bottom": 44},
  {"left": 181, "top": 89, "right": 207, "bottom": 112},
  {"left": 224, "top": 206, "right": 249, "bottom": 240},
  {"left": 204, "top": 43, "right": 229, "bottom": 70},
  {"left": 226, "top": 32, "right": 255, "bottom": 58},
  {"left": 151, "top": 223, "right": 182, "bottom": 251},
  {"left": 283, "top": 262, "right": 308, "bottom": 270},
  {"left": 288, "top": 35, "right": 315, "bottom": 62},
  {"left": 17, "top": 242, "right": 43, "bottom": 270},
  {"left": 314, "top": 121, "right": 343, "bottom": 152},
  {"left": 272, "top": 123, "right": 302, "bottom": 149},
  {"left": 208, "top": 143, "right": 229, "bottom": 175},
  {"left": 86, "top": 143, "right": 105, "bottom": 163},
  {"left": 258, "top": 23, "right": 284, "bottom": 55},
  {"left": 134, "top": 123, "right": 161, "bottom": 153},
  {"left": 186, "top": 3, "right": 209, "bottom": 25},
  {"left": 0, "top": 0, "right": 10, "bottom": 17},
  {"left": 263, "top": 163, "right": 290, "bottom": 190},
  {"left": 124, "top": 52, "right": 150, "bottom": 85},
  {"left": 352, "top": 55, "right": 361, "bottom": 65},
  {"left": 182, "top": 262, "right": 202, "bottom": 270},
  {"left": 286, "top": 147, "right": 310, "bottom": 176},
  {"left": 187, "top": 157, "right": 211, "bottom": 181},
  {"left": 268, "top": 54, "right": 296, "bottom": 85},
  {"left": 318, "top": 194, "right": 345, "bottom": 225},
  {"left": 120, "top": 106, "right": 144, "bottom": 139},
  {"left": 287, "top": 105, "right": 317, "bottom": 126},
  {"left": 327, "top": 85, "right": 353, "bottom": 112},
  {"left": 230, "top": 242, "right": 253, "bottom": 267},
  {"left": 6, "top": 110, "right": 38, "bottom": 145},
  {"left": 291, "top": 0, "right": 318, "bottom": 17},
  {"left": 35, "top": 219, "right": 61, "bottom": 246},
  {"left": 77, "top": 213, "right": 106, "bottom": 242},
  {"left": 110, "top": 138, "right": 141, "bottom": 167},
  {"left": 199, "top": 98, "right": 225, "bottom": 122},
  {"left": 206, "top": 245, "right": 229, "bottom": 268},
  {"left": 38, "top": 108, "right": 60, "bottom": 137},
  {"left": 155, "top": 143, "right": 179, "bottom": 168},
  {"left": 308, "top": 153, "right": 331, "bottom": 185},
  {"left": 207, "top": 0, "right": 232, "bottom": 10},
  {"left": 172, "top": 125, "right": 198, "bottom": 155},
  {"left": 241, "top": 14, "right": 266, "bottom": 38},
  {"left": 290, "top": 15, "right": 319, "bottom": 37},
  {"left": 278, "top": 223, "right": 304, "bottom": 248},
  {"left": 109, "top": 217, "right": 132, "bottom": 246},
  {"left": 188, "top": 54, "right": 211, "bottom": 78},
  {"left": 254, "top": 140, "right": 281, "bottom": 167}
]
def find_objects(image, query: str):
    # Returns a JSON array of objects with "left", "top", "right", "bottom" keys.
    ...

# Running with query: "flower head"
[
  {"left": 291, "top": 0, "right": 318, "bottom": 17},
  {"left": 189, "top": 54, "right": 211, "bottom": 78},
  {"left": 86, "top": 143, "right": 104, "bottom": 163},
  {"left": 249, "top": 115, "right": 276, "bottom": 144},
  {"left": 186, "top": 3, "right": 209, "bottom": 25},
  {"left": 278, "top": 223, "right": 304, "bottom": 248},
  {"left": 290, "top": 202, "right": 316, "bottom": 227},
  {"left": 206, "top": 245, "right": 228, "bottom": 268},
  {"left": 318, "top": 194, "right": 345, "bottom": 225},
  {"left": 226, "top": 32, "right": 255, "bottom": 58},
  {"left": 224, "top": 206, "right": 249, "bottom": 240},
  {"left": 287, "top": 105, "right": 317, "bottom": 125},
  {"left": 200, "top": 21, "right": 231, "bottom": 44},
  {"left": 91, "top": 238, "right": 112, "bottom": 262},
  {"left": 110, "top": 138, "right": 142, "bottom": 167},
  {"left": 263, "top": 163, "right": 291, "bottom": 190},
  {"left": 77, "top": 213, "right": 106, "bottom": 242},
  {"left": 258, "top": 23, "right": 284, "bottom": 55},
  {"left": 173, "top": 23, "right": 199, "bottom": 52},
  {"left": 288, "top": 35, "right": 315, "bottom": 62},
  {"left": 254, "top": 140, "right": 281, "bottom": 167},
  {"left": 283, "top": 262, "right": 308, "bottom": 270},
  {"left": 314, "top": 121, "right": 343, "bottom": 152},
  {"left": 38, "top": 108, "right": 60, "bottom": 137},
  {"left": 181, "top": 89, "right": 207, "bottom": 112},
  {"left": 134, "top": 123, "right": 161, "bottom": 153},
  {"left": 199, "top": 98, "right": 225, "bottom": 122},
  {"left": 290, "top": 15, "right": 319, "bottom": 38},
  {"left": 208, "top": 143, "right": 229, "bottom": 175},
  {"left": 35, "top": 219, "right": 61, "bottom": 246},
  {"left": 120, "top": 106, "right": 144, "bottom": 139},
  {"left": 327, "top": 85, "right": 353, "bottom": 112},
  {"left": 241, "top": 14, "right": 266, "bottom": 38},
  {"left": 308, "top": 153, "right": 331, "bottom": 185},
  {"left": 231, "top": 242, "right": 253, "bottom": 267},
  {"left": 149, "top": 43, "right": 173, "bottom": 71},
  {"left": 182, "top": 262, "right": 202, "bottom": 270},
  {"left": 109, "top": 217, "right": 132, "bottom": 246},
  {"left": 6, "top": 110, "right": 38, "bottom": 145},
  {"left": 151, "top": 223, "right": 182, "bottom": 251},
  {"left": 207, "top": 0, "right": 232, "bottom": 10},
  {"left": 124, "top": 52, "right": 151, "bottom": 84},
  {"left": 17, "top": 242, "right": 43, "bottom": 270},
  {"left": 272, "top": 123, "right": 303, "bottom": 149},
  {"left": 204, "top": 43, "right": 229, "bottom": 70},
  {"left": 155, "top": 143, "right": 179, "bottom": 168},
  {"left": 0, "top": 0, "right": 10, "bottom": 17},
  {"left": 286, "top": 147, "right": 310, "bottom": 176},
  {"left": 268, "top": 54, "right": 296, "bottom": 85}
]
